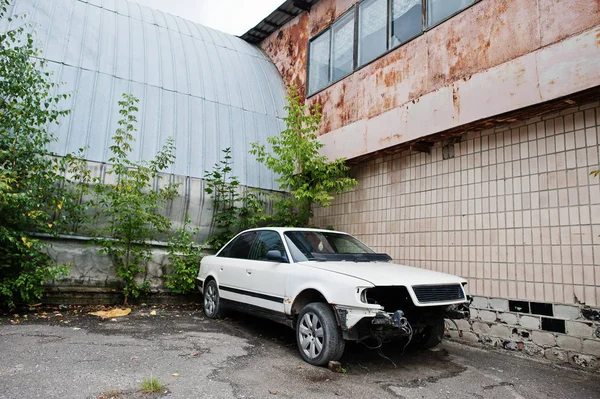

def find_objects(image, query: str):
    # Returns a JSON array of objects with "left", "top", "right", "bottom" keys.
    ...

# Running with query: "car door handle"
[{"left": 246, "top": 269, "right": 252, "bottom": 275}]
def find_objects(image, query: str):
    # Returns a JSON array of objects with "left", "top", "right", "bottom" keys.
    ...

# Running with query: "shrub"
[
  {"left": 166, "top": 217, "right": 202, "bottom": 295},
  {"left": 0, "top": 0, "right": 71, "bottom": 308}
]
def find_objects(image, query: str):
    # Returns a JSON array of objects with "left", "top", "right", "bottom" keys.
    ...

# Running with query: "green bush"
[
  {"left": 90, "top": 94, "right": 178, "bottom": 304},
  {"left": 250, "top": 86, "right": 357, "bottom": 226},
  {"left": 0, "top": 0, "right": 71, "bottom": 308},
  {"left": 166, "top": 217, "right": 202, "bottom": 295}
]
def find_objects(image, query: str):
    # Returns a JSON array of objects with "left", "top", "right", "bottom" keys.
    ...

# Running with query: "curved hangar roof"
[{"left": 6, "top": 0, "right": 287, "bottom": 189}]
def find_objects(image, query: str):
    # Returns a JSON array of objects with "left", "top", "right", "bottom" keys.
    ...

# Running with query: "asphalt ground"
[{"left": 0, "top": 304, "right": 599, "bottom": 399}]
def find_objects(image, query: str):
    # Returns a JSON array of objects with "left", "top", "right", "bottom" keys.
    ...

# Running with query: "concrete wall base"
[{"left": 446, "top": 296, "right": 600, "bottom": 371}]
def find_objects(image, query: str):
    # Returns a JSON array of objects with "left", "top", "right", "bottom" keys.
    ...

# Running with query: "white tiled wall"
[{"left": 313, "top": 102, "right": 600, "bottom": 306}]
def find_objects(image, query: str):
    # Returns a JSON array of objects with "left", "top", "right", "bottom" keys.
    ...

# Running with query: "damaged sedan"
[{"left": 197, "top": 228, "right": 470, "bottom": 366}]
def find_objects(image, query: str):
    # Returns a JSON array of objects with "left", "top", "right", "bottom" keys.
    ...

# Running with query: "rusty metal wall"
[{"left": 260, "top": 0, "right": 600, "bottom": 148}]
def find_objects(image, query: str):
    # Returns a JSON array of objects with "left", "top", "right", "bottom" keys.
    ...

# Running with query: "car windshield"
[{"left": 284, "top": 231, "right": 392, "bottom": 263}]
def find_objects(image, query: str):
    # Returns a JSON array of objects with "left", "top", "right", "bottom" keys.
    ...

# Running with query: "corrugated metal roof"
[
  {"left": 240, "top": 0, "right": 321, "bottom": 45},
  {"left": 6, "top": 0, "right": 288, "bottom": 190}
]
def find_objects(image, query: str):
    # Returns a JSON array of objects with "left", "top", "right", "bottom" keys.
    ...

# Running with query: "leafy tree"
[
  {"left": 0, "top": 0, "right": 70, "bottom": 308},
  {"left": 249, "top": 86, "right": 358, "bottom": 226},
  {"left": 165, "top": 216, "right": 202, "bottom": 294},
  {"left": 91, "top": 94, "right": 178, "bottom": 304},
  {"left": 203, "top": 148, "right": 244, "bottom": 250}
]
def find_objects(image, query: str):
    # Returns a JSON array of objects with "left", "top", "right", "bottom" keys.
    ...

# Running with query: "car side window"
[
  {"left": 218, "top": 231, "right": 257, "bottom": 259},
  {"left": 249, "top": 231, "right": 288, "bottom": 262}
]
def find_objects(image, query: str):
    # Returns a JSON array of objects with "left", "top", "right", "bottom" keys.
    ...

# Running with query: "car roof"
[{"left": 241, "top": 227, "right": 349, "bottom": 235}]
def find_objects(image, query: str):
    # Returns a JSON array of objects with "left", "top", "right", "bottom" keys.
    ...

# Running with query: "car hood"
[{"left": 299, "top": 261, "right": 466, "bottom": 287}]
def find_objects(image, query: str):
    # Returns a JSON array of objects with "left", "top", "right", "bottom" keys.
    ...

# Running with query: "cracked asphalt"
[{"left": 0, "top": 305, "right": 599, "bottom": 399}]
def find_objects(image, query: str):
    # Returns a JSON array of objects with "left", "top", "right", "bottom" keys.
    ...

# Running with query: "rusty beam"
[
  {"left": 253, "top": 27, "right": 273, "bottom": 36},
  {"left": 276, "top": 8, "right": 299, "bottom": 17},
  {"left": 410, "top": 141, "right": 434, "bottom": 154},
  {"left": 346, "top": 86, "right": 600, "bottom": 165},
  {"left": 292, "top": 0, "right": 312, "bottom": 11},
  {"left": 261, "top": 20, "right": 280, "bottom": 29}
]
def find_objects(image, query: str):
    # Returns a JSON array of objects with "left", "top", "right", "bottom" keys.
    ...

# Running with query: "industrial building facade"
[{"left": 246, "top": 0, "right": 600, "bottom": 366}]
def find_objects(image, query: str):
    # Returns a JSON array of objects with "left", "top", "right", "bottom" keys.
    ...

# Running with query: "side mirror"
[{"left": 266, "top": 250, "right": 286, "bottom": 262}]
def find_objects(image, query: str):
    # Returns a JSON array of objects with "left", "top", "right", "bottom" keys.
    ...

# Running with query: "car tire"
[
  {"left": 411, "top": 318, "right": 445, "bottom": 349},
  {"left": 203, "top": 280, "right": 223, "bottom": 319},
  {"left": 296, "top": 303, "right": 345, "bottom": 366}
]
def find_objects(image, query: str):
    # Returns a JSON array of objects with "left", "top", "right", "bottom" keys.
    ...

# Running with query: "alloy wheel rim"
[
  {"left": 298, "top": 312, "right": 324, "bottom": 359},
  {"left": 204, "top": 285, "right": 216, "bottom": 315}
]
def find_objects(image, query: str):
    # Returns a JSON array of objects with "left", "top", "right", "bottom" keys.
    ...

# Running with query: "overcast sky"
[{"left": 131, "top": 0, "right": 284, "bottom": 36}]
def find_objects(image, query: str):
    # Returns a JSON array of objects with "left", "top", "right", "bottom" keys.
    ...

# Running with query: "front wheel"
[
  {"left": 296, "top": 303, "right": 345, "bottom": 366},
  {"left": 203, "top": 280, "right": 223, "bottom": 319},
  {"left": 410, "top": 318, "right": 445, "bottom": 349}
]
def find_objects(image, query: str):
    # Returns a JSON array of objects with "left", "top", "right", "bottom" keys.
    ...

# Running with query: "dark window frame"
[
  {"left": 306, "top": 6, "right": 357, "bottom": 96},
  {"left": 248, "top": 229, "right": 290, "bottom": 263},
  {"left": 217, "top": 231, "right": 258, "bottom": 260},
  {"left": 306, "top": 0, "right": 482, "bottom": 99}
]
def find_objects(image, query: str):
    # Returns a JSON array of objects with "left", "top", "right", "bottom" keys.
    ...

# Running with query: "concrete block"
[
  {"left": 582, "top": 340, "right": 600, "bottom": 356},
  {"left": 499, "top": 312, "right": 518, "bottom": 325},
  {"left": 453, "top": 319, "right": 471, "bottom": 332},
  {"left": 557, "top": 336, "right": 582, "bottom": 352},
  {"left": 447, "top": 329, "right": 460, "bottom": 339},
  {"left": 502, "top": 340, "right": 519, "bottom": 351},
  {"left": 471, "top": 296, "right": 489, "bottom": 309},
  {"left": 479, "top": 310, "right": 497, "bottom": 323},
  {"left": 569, "top": 353, "right": 598, "bottom": 370},
  {"left": 490, "top": 324, "right": 511, "bottom": 339},
  {"left": 544, "top": 348, "right": 568, "bottom": 363},
  {"left": 524, "top": 343, "right": 544, "bottom": 357},
  {"left": 566, "top": 321, "right": 594, "bottom": 338},
  {"left": 554, "top": 305, "right": 580, "bottom": 320},
  {"left": 472, "top": 321, "right": 491, "bottom": 335},
  {"left": 481, "top": 335, "right": 502, "bottom": 348},
  {"left": 489, "top": 298, "right": 509, "bottom": 312},
  {"left": 469, "top": 308, "right": 479, "bottom": 319},
  {"left": 531, "top": 331, "right": 556, "bottom": 347},
  {"left": 460, "top": 331, "right": 480, "bottom": 344},
  {"left": 519, "top": 315, "right": 541, "bottom": 329}
]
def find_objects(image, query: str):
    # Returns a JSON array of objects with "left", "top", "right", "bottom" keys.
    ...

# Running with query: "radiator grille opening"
[{"left": 412, "top": 284, "right": 465, "bottom": 303}]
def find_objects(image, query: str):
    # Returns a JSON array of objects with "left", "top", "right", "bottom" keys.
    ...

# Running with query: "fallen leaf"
[
  {"left": 297, "top": 366, "right": 303, "bottom": 369},
  {"left": 89, "top": 308, "right": 131, "bottom": 319},
  {"left": 172, "top": 373, "right": 180, "bottom": 377},
  {"left": 150, "top": 310, "right": 157, "bottom": 316},
  {"left": 72, "top": 327, "right": 81, "bottom": 331},
  {"left": 191, "top": 352, "right": 200, "bottom": 357},
  {"left": 269, "top": 391, "right": 278, "bottom": 395}
]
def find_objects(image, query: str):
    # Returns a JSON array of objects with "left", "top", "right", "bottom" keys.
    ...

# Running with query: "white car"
[{"left": 197, "top": 228, "right": 470, "bottom": 366}]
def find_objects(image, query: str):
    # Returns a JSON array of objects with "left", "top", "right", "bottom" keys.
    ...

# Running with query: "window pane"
[
  {"left": 308, "top": 31, "right": 331, "bottom": 95},
  {"left": 331, "top": 11, "right": 355, "bottom": 82},
  {"left": 219, "top": 231, "right": 256, "bottom": 259},
  {"left": 391, "top": 0, "right": 422, "bottom": 47},
  {"left": 427, "top": 0, "right": 476, "bottom": 27},
  {"left": 358, "top": 0, "right": 387, "bottom": 66},
  {"left": 249, "top": 231, "right": 287, "bottom": 261}
]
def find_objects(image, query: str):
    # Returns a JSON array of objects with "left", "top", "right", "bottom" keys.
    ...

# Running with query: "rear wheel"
[
  {"left": 410, "top": 318, "right": 445, "bottom": 349},
  {"left": 203, "top": 280, "right": 223, "bottom": 319},
  {"left": 296, "top": 303, "right": 345, "bottom": 366}
]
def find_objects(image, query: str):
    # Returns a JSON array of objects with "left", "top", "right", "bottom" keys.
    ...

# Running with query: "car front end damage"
[{"left": 332, "top": 284, "right": 471, "bottom": 342}]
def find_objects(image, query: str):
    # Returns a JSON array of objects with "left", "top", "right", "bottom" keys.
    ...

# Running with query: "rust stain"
[
  {"left": 309, "top": 1, "right": 336, "bottom": 37},
  {"left": 452, "top": 85, "right": 460, "bottom": 117},
  {"left": 379, "top": 134, "right": 402, "bottom": 144}
]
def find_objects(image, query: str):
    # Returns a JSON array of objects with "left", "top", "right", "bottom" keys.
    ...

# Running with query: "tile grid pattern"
[{"left": 313, "top": 102, "right": 600, "bottom": 306}]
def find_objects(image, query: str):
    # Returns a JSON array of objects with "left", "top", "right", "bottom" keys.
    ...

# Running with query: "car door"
[
  {"left": 245, "top": 230, "right": 289, "bottom": 313},
  {"left": 214, "top": 231, "right": 258, "bottom": 303}
]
